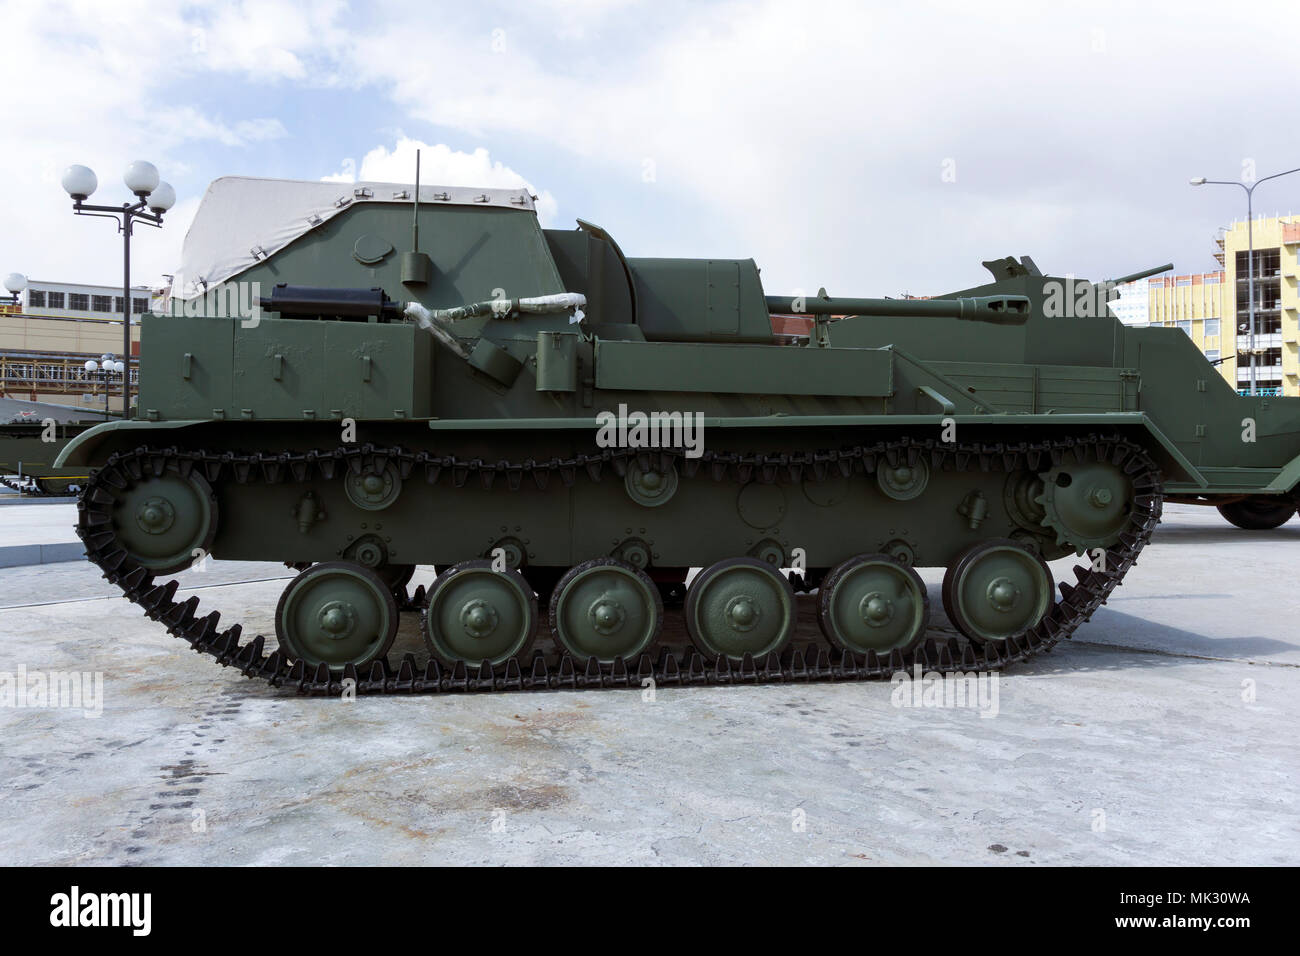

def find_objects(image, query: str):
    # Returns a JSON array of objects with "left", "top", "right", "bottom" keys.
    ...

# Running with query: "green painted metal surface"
[
  {"left": 1, "top": 420, "right": 98, "bottom": 485},
  {"left": 60, "top": 181, "right": 1300, "bottom": 524}
]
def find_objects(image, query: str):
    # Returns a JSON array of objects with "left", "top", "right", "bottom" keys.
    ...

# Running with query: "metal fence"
[{"left": 0, "top": 351, "right": 137, "bottom": 396}]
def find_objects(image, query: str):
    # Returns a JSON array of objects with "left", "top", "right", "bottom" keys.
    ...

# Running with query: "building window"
[
  {"left": 1205, "top": 318, "right": 1220, "bottom": 336},
  {"left": 1204, "top": 275, "right": 1221, "bottom": 284},
  {"left": 67, "top": 293, "right": 89, "bottom": 311},
  {"left": 1236, "top": 248, "right": 1282, "bottom": 278},
  {"left": 132, "top": 297, "right": 148, "bottom": 314},
  {"left": 1176, "top": 320, "right": 1192, "bottom": 336},
  {"left": 1205, "top": 349, "right": 1221, "bottom": 363},
  {"left": 91, "top": 295, "right": 113, "bottom": 312},
  {"left": 46, "top": 291, "right": 64, "bottom": 309},
  {"left": 27, "top": 290, "right": 45, "bottom": 308}
]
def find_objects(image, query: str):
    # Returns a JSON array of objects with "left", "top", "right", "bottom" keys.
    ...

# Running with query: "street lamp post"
[
  {"left": 84, "top": 353, "right": 123, "bottom": 419},
  {"left": 62, "top": 162, "right": 174, "bottom": 417},
  {"left": 1190, "top": 166, "right": 1300, "bottom": 396},
  {"left": 3, "top": 272, "right": 25, "bottom": 307}
]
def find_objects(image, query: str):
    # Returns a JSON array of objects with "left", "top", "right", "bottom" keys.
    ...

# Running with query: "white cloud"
[
  {"left": 0, "top": 0, "right": 335, "bottom": 288},
  {"left": 336, "top": 0, "right": 1300, "bottom": 293},
  {"left": 4, "top": 0, "right": 1300, "bottom": 299},
  {"left": 322, "top": 137, "right": 559, "bottom": 225},
  {"left": 148, "top": 110, "right": 288, "bottom": 149},
  {"left": 183, "top": 0, "right": 352, "bottom": 83}
]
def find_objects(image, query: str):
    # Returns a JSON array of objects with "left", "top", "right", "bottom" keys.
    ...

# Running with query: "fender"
[
  {"left": 56, "top": 412, "right": 1207, "bottom": 489},
  {"left": 1262, "top": 450, "right": 1300, "bottom": 494},
  {"left": 54, "top": 420, "right": 206, "bottom": 468}
]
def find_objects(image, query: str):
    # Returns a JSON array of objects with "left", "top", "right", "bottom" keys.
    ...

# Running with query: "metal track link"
[{"left": 74, "top": 432, "right": 1163, "bottom": 696}]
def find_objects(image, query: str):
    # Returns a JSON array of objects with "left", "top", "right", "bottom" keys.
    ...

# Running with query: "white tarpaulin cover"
[{"left": 176, "top": 176, "right": 537, "bottom": 297}]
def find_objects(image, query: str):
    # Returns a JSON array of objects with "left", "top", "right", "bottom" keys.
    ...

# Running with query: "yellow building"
[
  {"left": 1219, "top": 216, "right": 1300, "bottom": 396},
  {"left": 1147, "top": 269, "right": 1228, "bottom": 383},
  {"left": 1147, "top": 215, "right": 1300, "bottom": 397}
]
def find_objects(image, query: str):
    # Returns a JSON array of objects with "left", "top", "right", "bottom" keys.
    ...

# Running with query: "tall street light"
[
  {"left": 84, "top": 353, "right": 123, "bottom": 418},
  {"left": 62, "top": 161, "right": 175, "bottom": 417},
  {"left": 1190, "top": 166, "right": 1300, "bottom": 396}
]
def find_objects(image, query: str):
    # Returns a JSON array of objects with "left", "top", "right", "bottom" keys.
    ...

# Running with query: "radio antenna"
[
  {"left": 412, "top": 148, "right": 421, "bottom": 253},
  {"left": 401, "top": 147, "right": 433, "bottom": 285}
]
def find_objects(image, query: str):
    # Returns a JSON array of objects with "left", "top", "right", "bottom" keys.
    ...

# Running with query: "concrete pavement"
[{"left": 0, "top": 504, "right": 1295, "bottom": 865}]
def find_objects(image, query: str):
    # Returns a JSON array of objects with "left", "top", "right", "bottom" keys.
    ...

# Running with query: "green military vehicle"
[
  {"left": 55, "top": 175, "right": 1300, "bottom": 695},
  {"left": 1, "top": 416, "right": 96, "bottom": 496},
  {"left": 853, "top": 254, "right": 1300, "bottom": 531},
  {"left": 930, "top": 256, "right": 1294, "bottom": 530}
]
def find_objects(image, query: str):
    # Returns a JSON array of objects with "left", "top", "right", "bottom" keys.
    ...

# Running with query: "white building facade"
[{"left": 1109, "top": 280, "right": 1150, "bottom": 327}]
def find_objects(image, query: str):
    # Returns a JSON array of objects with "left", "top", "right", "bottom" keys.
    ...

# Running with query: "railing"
[{"left": 0, "top": 351, "right": 137, "bottom": 396}]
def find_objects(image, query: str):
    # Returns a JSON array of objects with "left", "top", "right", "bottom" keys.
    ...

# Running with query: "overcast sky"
[{"left": 2, "top": 0, "right": 1297, "bottom": 299}]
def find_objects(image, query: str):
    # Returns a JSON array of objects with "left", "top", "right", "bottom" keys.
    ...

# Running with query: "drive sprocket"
[{"left": 1035, "top": 460, "right": 1134, "bottom": 554}]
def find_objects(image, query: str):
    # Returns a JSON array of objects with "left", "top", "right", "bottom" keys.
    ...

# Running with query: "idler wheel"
[
  {"left": 818, "top": 553, "right": 929, "bottom": 655},
  {"left": 549, "top": 558, "right": 662, "bottom": 663},
  {"left": 941, "top": 539, "right": 1054, "bottom": 645},
  {"left": 112, "top": 468, "right": 218, "bottom": 574},
  {"left": 685, "top": 557, "right": 795, "bottom": 661},
  {"left": 423, "top": 560, "right": 537, "bottom": 667},
  {"left": 275, "top": 562, "right": 398, "bottom": 672}
]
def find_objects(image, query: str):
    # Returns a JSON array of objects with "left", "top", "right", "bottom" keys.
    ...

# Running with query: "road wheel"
[
  {"left": 942, "top": 539, "right": 1054, "bottom": 645},
  {"left": 275, "top": 562, "right": 398, "bottom": 672},
  {"left": 818, "top": 553, "right": 928, "bottom": 655},
  {"left": 550, "top": 558, "right": 662, "bottom": 664},
  {"left": 1216, "top": 496, "right": 1295, "bottom": 530},
  {"left": 685, "top": 557, "right": 796, "bottom": 661},
  {"left": 423, "top": 561, "right": 537, "bottom": 667}
]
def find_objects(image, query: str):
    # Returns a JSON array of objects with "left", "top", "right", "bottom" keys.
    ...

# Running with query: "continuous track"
[{"left": 74, "top": 432, "right": 1163, "bottom": 695}]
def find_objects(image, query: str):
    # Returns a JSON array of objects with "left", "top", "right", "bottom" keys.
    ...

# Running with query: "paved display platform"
[
  {"left": 0, "top": 504, "right": 1295, "bottom": 865},
  {"left": 0, "top": 499, "right": 81, "bottom": 567}
]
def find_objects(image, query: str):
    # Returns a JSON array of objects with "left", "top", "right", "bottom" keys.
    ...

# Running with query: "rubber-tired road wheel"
[
  {"left": 275, "top": 562, "right": 398, "bottom": 672},
  {"left": 818, "top": 553, "right": 929, "bottom": 655},
  {"left": 1216, "top": 496, "right": 1295, "bottom": 530},
  {"left": 550, "top": 558, "right": 662, "bottom": 664},
  {"left": 941, "top": 539, "right": 1054, "bottom": 645},
  {"left": 685, "top": 557, "right": 796, "bottom": 661},
  {"left": 423, "top": 561, "right": 537, "bottom": 667}
]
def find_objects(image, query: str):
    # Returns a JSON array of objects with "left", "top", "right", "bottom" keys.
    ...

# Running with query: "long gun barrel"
[
  {"left": 765, "top": 294, "right": 1032, "bottom": 324},
  {"left": 1106, "top": 263, "right": 1174, "bottom": 286}
]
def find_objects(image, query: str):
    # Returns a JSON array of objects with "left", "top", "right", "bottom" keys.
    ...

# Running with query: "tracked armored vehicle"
[
  {"left": 54, "top": 176, "right": 1300, "bottom": 695},
  {"left": 1, "top": 417, "right": 96, "bottom": 496},
  {"left": 913, "top": 255, "right": 1300, "bottom": 531}
]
